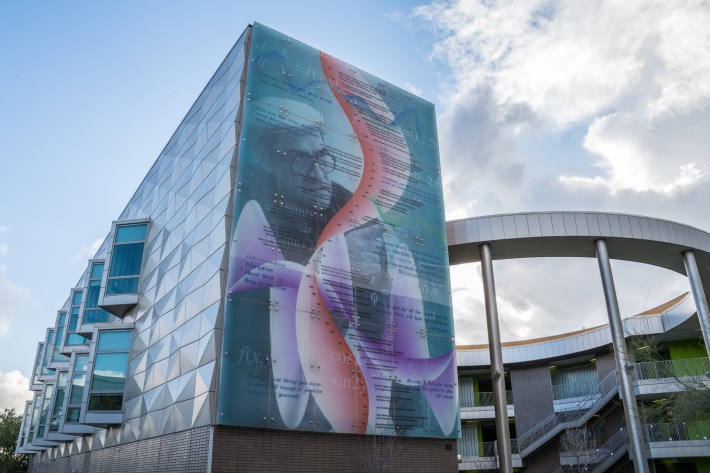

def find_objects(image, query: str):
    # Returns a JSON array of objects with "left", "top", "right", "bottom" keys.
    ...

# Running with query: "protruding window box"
[
  {"left": 30, "top": 343, "right": 47, "bottom": 392},
  {"left": 45, "top": 431, "right": 75, "bottom": 442},
  {"left": 57, "top": 354, "right": 96, "bottom": 435},
  {"left": 83, "top": 410, "right": 124, "bottom": 427},
  {"left": 29, "top": 437, "right": 60, "bottom": 448},
  {"left": 78, "top": 260, "right": 114, "bottom": 335},
  {"left": 99, "top": 220, "right": 150, "bottom": 317},
  {"left": 81, "top": 329, "right": 132, "bottom": 427},
  {"left": 59, "top": 423, "right": 96, "bottom": 435}
]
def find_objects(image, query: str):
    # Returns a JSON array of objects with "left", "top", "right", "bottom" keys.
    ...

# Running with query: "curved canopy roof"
[{"left": 446, "top": 211, "right": 710, "bottom": 301}]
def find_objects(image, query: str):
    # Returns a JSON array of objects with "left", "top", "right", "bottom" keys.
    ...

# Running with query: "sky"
[{"left": 1, "top": 0, "right": 708, "bottom": 412}]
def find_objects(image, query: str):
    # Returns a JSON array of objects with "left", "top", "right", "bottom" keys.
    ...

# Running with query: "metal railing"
[
  {"left": 553, "top": 379, "right": 599, "bottom": 401},
  {"left": 480, "top": 441, "right": 496, "bottom": 457},
  {"left": 459, "top": 390, "right": 513, "bottom": 408},
  {"left": 517, "top": 370, "right": 619, "bottom": 456},
  {"left": 646, "top": 421, "right": 710, "bottom": 442},
  {"left": 634, "top": 357, "right": 710, "bottom": 382},
  {"left": 458, "top": 439, "right": 521, "bottom": 460},
  {"left": 552, "top": 429, "right": 628, "bottom": 473}
]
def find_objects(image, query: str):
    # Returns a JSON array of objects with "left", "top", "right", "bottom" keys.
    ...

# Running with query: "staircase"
[
  {"left": 517, "top": 370, "right": 619, "bottom": 458},
  {"left": 552, "top": 429, "right": 629, "bottom": 473}
]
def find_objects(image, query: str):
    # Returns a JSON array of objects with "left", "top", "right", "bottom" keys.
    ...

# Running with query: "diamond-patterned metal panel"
[{"left": 21, "top": 29, "right": 248, "bottom": 459}]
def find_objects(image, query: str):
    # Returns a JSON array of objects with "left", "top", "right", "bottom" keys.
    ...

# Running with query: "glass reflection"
[{"left": 91, "top": 353, "right": 129, "bottom": 391}]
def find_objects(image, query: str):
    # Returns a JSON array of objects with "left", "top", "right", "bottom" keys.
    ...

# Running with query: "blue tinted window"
[
  {"left": 86, "top": 282, "right": 100, "bottom": 308},
  {"left": 66, "top": 333, "right": 89, "bottom": 346},
  {"left": 51, "top": 349, "right": 69, "bottom": 363},
  {"left": 65, "top": 407, "right": 80, "bottom": 423},
  {"left": 109, "top": 243, "right": 144, "bottom": 277},
  {"left": 91, "top": 262, "right": 104, "bottom": 279},
  {"left": 72, "top": 291, "right": 83, "bottom": 305},
  {"left": 83, "top": 308, "right": 110, "bottom": 324},
  {"left": 98, "top": 331, "right": 131, "bottom": 351},
  {"left": 68, "top": 307, "right": 80, "bottom": 331},
  {"left": 69, "top": 374, "right": 85, "bottom": 404},
  {"left": 88, "top": 393, "right": 123, "bottom": 411},
  {"left": 106, "top": 277, "right": 139, "bottom": 295},
  {"left": 115, "top": 224, "right": 147, "bottom": 243},
  {"left": 74, "top": 354, "right": 89, "bottom": 371},
  {"left": 91, "top": 353, "right": 128, "bottom": 391},
  {"left": 52, "top": 388, "right": 65, "bottom": 417}
]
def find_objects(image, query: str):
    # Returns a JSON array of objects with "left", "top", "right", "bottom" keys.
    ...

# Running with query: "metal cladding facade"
[{"left": 17, "top": 22, "right": 457, "bottom": 470}]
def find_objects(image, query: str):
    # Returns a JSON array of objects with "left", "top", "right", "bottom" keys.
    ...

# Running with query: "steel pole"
[
  {"left": 595, "top": 239, "right": 649, "bottom": 473},
  {"left": 479, "top": 243, "right": 513, "bottom": 473},
  {"left": 682, "top": 251, "right": 710, "bottom": 359}
]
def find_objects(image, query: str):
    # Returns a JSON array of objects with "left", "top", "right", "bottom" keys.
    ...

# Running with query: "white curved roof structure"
[{"left": 446, "top": 211, "right": 710, "bottom": 301}]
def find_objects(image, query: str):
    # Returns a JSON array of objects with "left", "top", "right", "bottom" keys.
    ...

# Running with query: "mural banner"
[{"left": 218, "top": 23, "right": 458, "bottom": 438}]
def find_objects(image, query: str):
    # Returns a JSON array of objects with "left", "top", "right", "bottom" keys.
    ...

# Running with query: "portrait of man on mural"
[{"left": 218, "top": 29, "right": 457, "bottom": 438}]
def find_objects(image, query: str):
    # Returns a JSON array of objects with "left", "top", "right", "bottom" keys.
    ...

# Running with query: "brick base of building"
[
  {"left": 28, "top": 425, "right": 458, "bottom": 473},
  {"left": 211, "top": 425, "right": 458, "bottom": 472}
]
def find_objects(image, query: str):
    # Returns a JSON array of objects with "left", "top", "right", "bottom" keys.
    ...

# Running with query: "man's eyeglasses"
[{"left": 291, "top": 151, "right": 336, "bottom": 176}]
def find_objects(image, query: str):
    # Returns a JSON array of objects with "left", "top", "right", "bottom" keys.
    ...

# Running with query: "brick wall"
[
  {"left": 523, "top": 438, "right": 560, "bottom": 473},
  {"left": 28, "top": 426, "right": 210, "bottom": 473},
  {"left": 211, "top": 425, "right": 459, "bottom": 473},
  {"left": 510, "top": 364, "right": 554, "bottom": 436},
  {"left": 596, "top": 350, "right": 616, "bottom": 378}
]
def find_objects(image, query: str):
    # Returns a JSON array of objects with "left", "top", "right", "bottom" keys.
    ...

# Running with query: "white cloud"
[
  {"left": 402, "top": 82, "right": 424, "bottom": 96},
  {"left": 451, "top": 258, "right": 690, "bottom": 346},
  {"left": 0, "top": 370, "right": 33, "bottom": 412},
  {"left": 0, "top": 228, "right": 32, "bottom": 337},
  {"left": 74, "top": 237, "right": 104, "bottom": 263},
  {"left": 413, "top": 0, "right": 710, "bottom": 342},
  {"left": 415, "top": 0, "right": 710, "bottom": 200}
]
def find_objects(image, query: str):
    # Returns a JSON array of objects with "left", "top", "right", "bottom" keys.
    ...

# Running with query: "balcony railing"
[
  {"left": 460, "top": 390, "right": 513, "bottom": 408},
  {"left": 552, "top": 379, "right": 599, "bottom": 401},
  {"left": 634, "top": 357, "right": 710, "bottom": 382},
  {"left": 479, "top": 438, "right": 519, "bottom": 457},
  {"left": 646, "top": 421, "right": 710, "bottom": 442}
]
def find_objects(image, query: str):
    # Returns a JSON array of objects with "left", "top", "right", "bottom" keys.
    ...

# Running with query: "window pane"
[
  {"left": 88, "top": 394, "right": 124, "bottom": 411},
  {"left": 83, "top": 308, "right": 110, "bottom": 324},
  {"left": 72, "top": 291, "right": 83, "bottom": 305},
  {"left": 115, "top": 224, "right": 147, "bottom": 243},
  {"left": 66, "top": 333, "right": 89, "bottom": 345},
  {"left": 65, "top": 407, "right": 80, "bottom": 423},
  {"left": 86, "top": 282, "right": 100, "bottom": 308},
  {"left": 91, "top": 263, "right": 104, "bottom": 279},
  {"left": 91, "top": 353, "right": 128, "bottom": 391},
  {"left": 52, "top": 350, "right": 69, "bottom": 363},
  {"left": 98, "top": 331, "right": 132, "bottom": 351},
  {"left": 68, "top": 308, "right": 80, "bottom": 331},
  {"left": 69, "top": 374, "right": 85, "bottom": 404},
  {"left": 74, "top": 354, "right": 89, "bottom": 371},
  {"left": 109, "top": 243, "right": 144, "bottom": 277},
  {"left": 52, "top": 389, "right": 65, "bottom": 416},
  {"left": 39, "top": 397, "right": 51, "bottom": 424},
  {"left": 106, "top": 277, "right": 139, "bottom": 295}
]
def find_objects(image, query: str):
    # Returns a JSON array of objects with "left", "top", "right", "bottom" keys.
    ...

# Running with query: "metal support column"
[
  {"left": 682, "top": 251, "right": 710, "bottom": 359},
  {"left": 595, "top": 239, "right": 649, "bottom": 473},
  {"left": 479, "top": 243, "right": 513, "bottom": 473}
]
